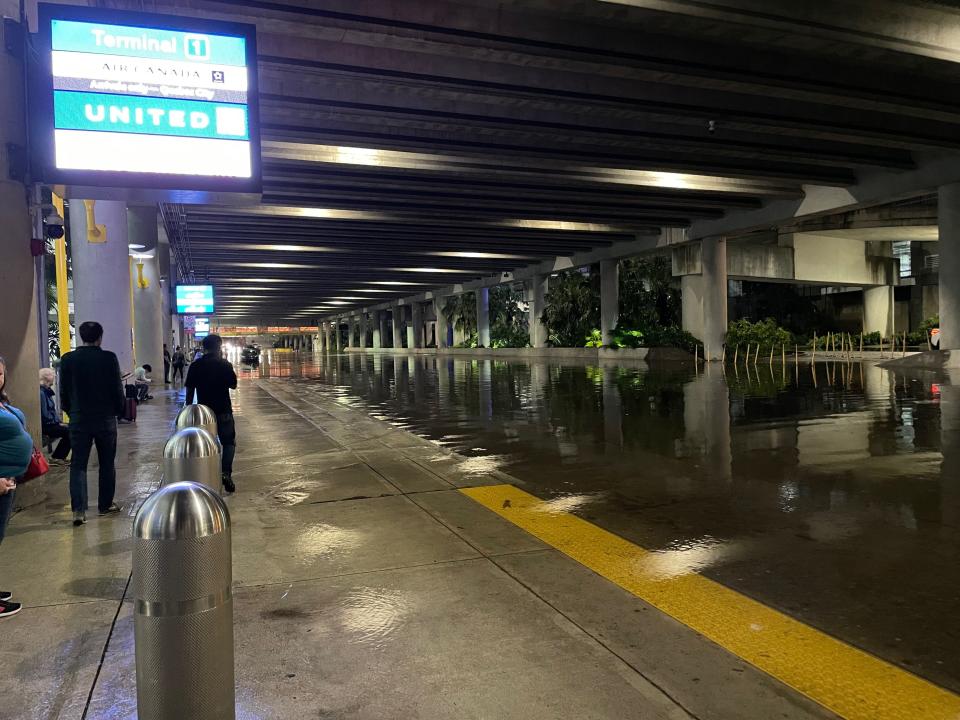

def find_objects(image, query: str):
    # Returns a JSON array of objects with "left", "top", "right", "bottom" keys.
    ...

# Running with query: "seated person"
[
  {"left": 39, "top": 368, "right": 71, "bottom": 461},
  {"left": 134, "top": 364, "right": 153, "bottom": 402}
]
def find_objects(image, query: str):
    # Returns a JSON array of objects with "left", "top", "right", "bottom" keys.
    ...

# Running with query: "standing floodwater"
[{"left": 246, "top": 352, "right": 959, "bottom": 693}]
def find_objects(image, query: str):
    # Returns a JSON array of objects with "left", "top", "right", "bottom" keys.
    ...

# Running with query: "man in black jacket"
[
  {"left": 60, "top": 321, "right": 125, "bottom": 526},
  {"left": 185, "top": 334, "right": 238, "bottom": 492}
]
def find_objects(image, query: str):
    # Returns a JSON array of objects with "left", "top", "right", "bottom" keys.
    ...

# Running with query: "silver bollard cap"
[
  {"left": 134, "top": 481, "right": 229, "bottom": 541},
  {"left": 175, "top": 403, "right": 217, "bottom": 431},
  {"left": 163, "top": 427, "right": 220, "bottom": 459}
]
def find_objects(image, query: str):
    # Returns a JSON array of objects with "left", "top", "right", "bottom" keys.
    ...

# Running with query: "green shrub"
[
  {"left": 584, "top": 329, "right": 603, "bottom": 348},
  {"left": 454, "top": 333, "right": 478, "bottom": 349},
  {"left": 726, "top": 318, "right": 792, "bottom": 351},
  {"left": 542, "top": 270, "right": 601, "bottom": 347},
  {"left": 908, "top": 315, "right": 939, "bottom": 346}
]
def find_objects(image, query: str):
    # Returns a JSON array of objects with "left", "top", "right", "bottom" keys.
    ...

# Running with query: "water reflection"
[{"left": 256, "top": 352, "right": 960, "bottom": 690}]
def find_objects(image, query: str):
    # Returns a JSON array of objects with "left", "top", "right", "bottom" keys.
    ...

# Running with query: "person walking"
[
  {"left": 39, "top": 368, "right": 71, "bottom": 462},
  {"left": 60, "top": 321, "right": 125, "bottom": 526},
  {"left": 163, "top": 344, "right": 171, "bottom": 384},
  {"left": 185, "top": 334, "right": 238, "bottom": 493},
  {"left": 0, "top": 356, "right": 36, "bottom": 618},
  {"left": 171, "top": 346, "right": 186, "bottom": 384}
]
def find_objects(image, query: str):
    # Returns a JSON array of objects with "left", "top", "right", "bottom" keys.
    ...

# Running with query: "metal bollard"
[
  {"left": 133, "top": 481, "right": 235, "bottom": 719},
  {"left": 163, "top": 427, "right": 222, "bottom": 490},
  {"left": 176, "top": 403, "right": 219, "bottom": 440}
]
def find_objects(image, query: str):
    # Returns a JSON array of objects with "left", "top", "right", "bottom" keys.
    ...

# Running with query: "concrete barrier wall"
[{"left": 341, "top": 347, "right": 695, "bottom": 363}]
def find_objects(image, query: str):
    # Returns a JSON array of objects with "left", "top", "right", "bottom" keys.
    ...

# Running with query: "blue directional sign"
[{"left": 176, "top": 285, "right": 215, "bottom": 314}]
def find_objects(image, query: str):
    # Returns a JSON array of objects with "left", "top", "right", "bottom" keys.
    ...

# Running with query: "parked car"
[{"left": 241, "top": 345, "right": 261, "bottom": 364}]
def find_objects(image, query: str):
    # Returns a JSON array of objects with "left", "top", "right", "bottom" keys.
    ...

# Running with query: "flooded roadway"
[{"left": 239, "top": 350, "right": 960, "bottom": 694}]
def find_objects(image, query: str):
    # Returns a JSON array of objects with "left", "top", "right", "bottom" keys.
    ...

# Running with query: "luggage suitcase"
[{"left": 124, "top": 397, "right": 137, "bottom": 422}]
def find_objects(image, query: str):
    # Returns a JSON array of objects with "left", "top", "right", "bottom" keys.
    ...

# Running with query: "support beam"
[
  {"left": 372, "top": 311, "right": 383, "bottom": 349},
  {"left": 863, "top": 286, "right": 894, "bottom": 338},
  {"left": 600, "top": 259, "right": 619, "bottom": 347},
  {"left": 680, "top": 237, "right": 727, "bottom": 360},
  {"left": 940, "top": 184, "right": 960, "bottom": 351},
  {"left": 70, "top": 200, "right": 135, "bottom": 374},
  {"left": 391, "top": 307, "right": 404, "bottom": 348},
  {"left": 434, "top": 296, "right": 450, "bottom": 349},
  {"left": 529, "top": 274, "right": 548, "bottom": 348},
  {"left": 359, "top": 313, "right": 369, "bottom": 349},
  {"left": 408, "top": 303, "right": 423, "bottom": 348},
  {"left": 476, "top": 288, "right": 491, "bottom": 347}
]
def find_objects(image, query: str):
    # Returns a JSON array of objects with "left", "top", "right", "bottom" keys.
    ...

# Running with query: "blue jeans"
[
  {"left": 0, "top": 489, "right": 14, "bottom": 543},
  {"left": 218, "top": 413, "right": 236, "bottom": 476},
  {"left": 69, "top": 417, "right": 118, "bottom": 513}
]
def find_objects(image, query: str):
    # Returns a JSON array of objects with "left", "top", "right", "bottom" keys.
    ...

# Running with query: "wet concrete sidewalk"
[{"left": 0, "top": 379, "right": 832, "bottom": 720}]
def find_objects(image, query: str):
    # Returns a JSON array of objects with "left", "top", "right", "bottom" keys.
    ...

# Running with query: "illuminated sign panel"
[
  {"left": 176, "top": 285, "right": 214, "bottom": 314},
  {"left": 36, "top": 5, "right": 260, "bottom": 193}
]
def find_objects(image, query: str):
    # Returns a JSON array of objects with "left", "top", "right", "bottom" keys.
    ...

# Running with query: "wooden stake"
[
  {"left": 755, "top": 343, "right": 761, "bottom": 365},
  {"left": 782, "top": 343, "right": 786, "bottom": 366},
  {"left": 859, "top": 332, "right": 863, "bottom": 357},
  {"left": 722, "top": 345, "right": 726, "bottom": 363},
  {"left": 903, "top": 330, "right": 907, "bottom": 358},
  {"left": 811, "top": 332, "right": 817, "bottom": 363},
  {"left": 733, "top": 345, "right": 739, "bottom": 365},
  {"left": 794, "top": 344, "right": 799, "bottom": 365},
  {"left": 880, "top": 336, "right": 884, "bottom": 358},
  {"left": 769, "top": 344, "right": 774, "bottom": 366},
  {"left": 744, "top": 343, "right": 750, "bottom": 367}
]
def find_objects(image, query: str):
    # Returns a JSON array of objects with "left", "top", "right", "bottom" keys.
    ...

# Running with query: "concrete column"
[
  {"left": 681, "top": 237, "right": 727, "bottom": 361},
  {"left": 129, "top": 207, "right": 164, "bottom": 377},
  {"left": 157, "top": 239, "right": 173, "bottom": 350},
  {"left": 70, "top": 200, "right": 135, "bottom": 374},
  {"left": 684, "top": 369, "right": 732, "bottom": 481},
  {"left": 863, "top": 286, "right": 894, "bottom": 337},
  {"left": 0, "top": 11, "right": 40, "bottom": 438},
  {"left": 476, "top": 288, "right": 491, "bottom": 347},
  {"left": 408, "top": 303, "right": 424, "bottom": 349},
  {"left": 372, "top": 311, "right": 383, "bottom": 349},
  {"left": 939, "top": 184, "right": 960, "bottom": 350},
  {"left": 359, "top": 313, "right": 369, "bottom": 349},
  {"left": 529, "top": 274, "right": 549, "bottom": 348},
  {"left": 335, "top": 319, "right": 343, "bottom": 352},
  {"left": 392, "top": 307, "right": 404, "bottom": 349},
  {"left": 434, "top": 296, "right": 450, "bottom": 349},
  {"left": 346, "top": 317, "right": 355, "bottom": 349},
  {"left": 600, "top": 260, "right": 619, "bottom": 347}
]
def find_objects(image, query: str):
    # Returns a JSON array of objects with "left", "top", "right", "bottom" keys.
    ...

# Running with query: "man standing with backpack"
[{"left": 184, "top": 334, "right": 238, "bottom": 493}]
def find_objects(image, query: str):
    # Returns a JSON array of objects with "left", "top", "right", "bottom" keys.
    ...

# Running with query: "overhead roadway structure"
[{"left": 119, "top": 0, "right": 960, "bottom": 322}]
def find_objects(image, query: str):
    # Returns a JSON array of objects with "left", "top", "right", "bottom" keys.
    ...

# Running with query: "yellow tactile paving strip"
[{"left": 462, "top": 484, "right": 960, "bottom": 720}]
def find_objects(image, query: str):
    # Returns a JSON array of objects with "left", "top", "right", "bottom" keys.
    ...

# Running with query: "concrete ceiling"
[{"left": 124, "top": 0, "right": 960, "bottom": 322}]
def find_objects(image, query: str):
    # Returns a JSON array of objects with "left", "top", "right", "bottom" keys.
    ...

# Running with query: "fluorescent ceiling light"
[
  {"left": 224, "top": 262, "right": 317, "bottom": 269},
  {"left": 395, "top": 267, "right": 477, "bottom": 274},
  {"left": 348, "top": 289, "right": 394, "bottom": 293},
  {"left": 224, "top": 243, "right": 336, "bottom": 253},
  {"left": 366, "top": 280, "right": 429, "bottom": 286},
  {"left": 128, "top": 243, "right": 145, "bottom": 249},
  {"left": 218, "top": 278, "right": 296, "bottom": 283},
  {"left": 430, "top": 251, "right": 532, "bottom": 260}
]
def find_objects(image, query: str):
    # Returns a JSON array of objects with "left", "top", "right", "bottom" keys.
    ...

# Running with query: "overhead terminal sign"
[
  {"left": 36, "top": 5, "right": 261, "bottom": 194},
  {"left": 176, "top": 285, "right": 215, "bottom": 314}
]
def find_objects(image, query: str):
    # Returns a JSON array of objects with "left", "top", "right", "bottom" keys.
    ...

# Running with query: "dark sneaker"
[
  {"left": 99, "top": 504, "right": 122, "bottom": 516},
  {"left": 73, "top": 511, "right": 86, "bottom": 526},
  {"left": 222, "top": 475, "right": 236, "bottom": 494},
  {"left": 0, "top": 591, "right": 11, "bottom": 601},
  {"left": 0, "top": 600, "right": 22, "bottom": 619}
]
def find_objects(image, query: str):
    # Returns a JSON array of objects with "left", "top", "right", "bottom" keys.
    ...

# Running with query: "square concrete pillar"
[
  {"left": 476, "top": 288, "right": 491, "bottom": 347},
  {"left": 408, "top": 303, "right": 423, "bottom": 348},
  {"left": 392, "top": 307, "right": 404, "bottom": 348},
  {"left": 863, "top": 286, "right": 894, "bottom": 338},
  {"left": 529, "top": 274, "right": 548, "bottom": 348},
  {"left": 600, "top": 259, "right": 619, "bottom": 347},
  {"left": 939, "top": 184, "right": 960, "bottom": 350},
  {"left": 347, "top": 317, "right": 355, "bottom": 349},
  {"left": 359, "top": 313, "right": 369, "bottom": 349},
  {"left": 679, "top": 237, "right": 727, "bottom": 360},
  {"left": 434, "top": 296, "right": 450, "bottom": 348},
  {"left": 372, "top": 311, "right": 384, "bottom": 349}
]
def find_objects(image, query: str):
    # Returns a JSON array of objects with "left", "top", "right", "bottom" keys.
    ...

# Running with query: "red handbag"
[
  {"left": 2, "top": 404, "right": 49, "bottom": 483},
  {"left": 21, "top": 446, "right": 49, "bottom": 483}
]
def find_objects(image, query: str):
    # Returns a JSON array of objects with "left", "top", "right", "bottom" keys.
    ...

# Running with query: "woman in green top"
[{"left": 0, "top": 356, "right": 35, "bottom": 619}]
